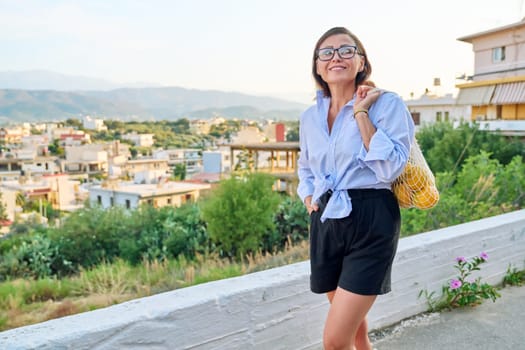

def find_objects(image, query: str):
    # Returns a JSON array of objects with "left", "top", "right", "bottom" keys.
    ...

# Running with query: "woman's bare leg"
[
  {"left": 354, "top": 317, "right": 372, "bottom": 350},
  {"left": 326, "top": 291, "right": 373, "bottom": 349},
  {"left": 323, "top": 287, "right": 376, "bottom": 350}
]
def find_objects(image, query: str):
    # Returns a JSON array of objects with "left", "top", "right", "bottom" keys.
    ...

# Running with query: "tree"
[
  {"left": 200, "top": 173, "right": 281, "bottom": 260},
  {"left": 64, "top": 118, "right": 83, "bottom": 129},
  {"left": 416, "top": 121, "right": 524, "bottom": 175},
  {"left": 173, "top": 163, "right": 186, "bottom": 180},
  {"left": 48, "top": 139, "right": 65, "bottom": 157}
]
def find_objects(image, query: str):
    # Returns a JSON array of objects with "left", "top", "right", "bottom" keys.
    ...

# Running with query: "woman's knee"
[
  {"left": 354, "top": 320, "right": 371, "bottom": 349},
  {"left": 323, "top": 333, "right": 353, "bottom": 350}
]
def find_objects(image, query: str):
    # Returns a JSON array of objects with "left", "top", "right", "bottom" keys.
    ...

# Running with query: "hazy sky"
[{"left": 1, "top": 0, "right": 523, "bottom": 103}]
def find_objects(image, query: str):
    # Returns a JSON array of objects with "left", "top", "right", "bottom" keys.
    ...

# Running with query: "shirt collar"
[{"left": 316, "top": 90, "right": 357, "bottom": 108}]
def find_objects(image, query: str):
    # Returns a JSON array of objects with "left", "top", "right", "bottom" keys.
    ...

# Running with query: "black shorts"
[{"left": 309, "top": 188, "right": 401, "bottom": 295}]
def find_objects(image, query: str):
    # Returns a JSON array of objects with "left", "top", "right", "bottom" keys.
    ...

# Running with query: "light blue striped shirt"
[{"left": 297, "top": 90, "right": 415, "bottom": 222}]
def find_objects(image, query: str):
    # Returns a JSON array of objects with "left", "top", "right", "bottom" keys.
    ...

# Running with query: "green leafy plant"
[
  {"left": 200, "top": 172, "right": 281, "bottom": 260},
  {"left": 503, "top": 263, "right": 525, "bottom": 287},
  {"left": 420, "top": 252, "right": 500, "bottom": 311},
  {"left": 269, "top": 196, "right": 308, "bottom": 251}
]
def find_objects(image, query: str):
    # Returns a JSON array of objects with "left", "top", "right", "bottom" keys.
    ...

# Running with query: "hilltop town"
[{"left": 0, "top": 115, "right": 301, "bottom": 233}]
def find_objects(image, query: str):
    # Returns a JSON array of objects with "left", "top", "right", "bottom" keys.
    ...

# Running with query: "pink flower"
[
  {"left": 480, "top": 252, "right": 489, "bottom": 261},
  {"left": 456, "top": 256, "right": 467, "bottom": 263},
  {"left": 450, "top": 279, "right": 462, "bottom": 290}
]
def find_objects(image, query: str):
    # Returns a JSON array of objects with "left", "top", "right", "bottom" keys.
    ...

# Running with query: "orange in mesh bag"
[{"left": 392, "top": 138, "right": 439, "bottom": 209}]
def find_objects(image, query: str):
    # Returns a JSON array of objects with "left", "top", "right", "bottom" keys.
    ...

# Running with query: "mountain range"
[{"left": 0, "top": 70, "right": 309, "bottom": 123}]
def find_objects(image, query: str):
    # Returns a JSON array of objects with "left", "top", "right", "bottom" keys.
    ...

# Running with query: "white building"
[
  {"left": 89, "top": 181, "right": 210, "bottom": 209},
  {"left": 21, "top": 135, "right": 50, "bottom": 156},
  {"left": 153, "top": 148, "right": 202, "bottom": 177},
  {"left": 22, "top": 156, "right": 61, "bottom": 175},
  {"left": 82, "top": 115, "right": 108, "bottom": 132},
  {"left": 0, "top": 151, "right": 60, "bottom": 181},
  {"left": 122, "top": 133, "right": 155, "bottom": 147},
  {"left": 405, "top": 93, "right": 470, "bottom": 128},
  {"left": 65, "top": 145, "right": 108, "bottom": 175},
  {"left": 121, "top": 158, "right": 171, "bottom": 183},
  {"left": 1, "top": 174, "right": 83, "bottom": 212}
]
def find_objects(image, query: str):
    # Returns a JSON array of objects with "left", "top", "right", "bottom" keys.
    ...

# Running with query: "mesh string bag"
[{"left": 392, "top": 137, "right": 439, "bottom": 209}]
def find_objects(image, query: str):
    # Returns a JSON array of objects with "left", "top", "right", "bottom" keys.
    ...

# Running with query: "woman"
[{"left": 297, "top": 27, "right": 414, "bottom": 350}]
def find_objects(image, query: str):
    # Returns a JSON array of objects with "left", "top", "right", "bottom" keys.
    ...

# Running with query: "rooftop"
[{"left": 94, "top": 181, "right": 210, "bottom": 196}]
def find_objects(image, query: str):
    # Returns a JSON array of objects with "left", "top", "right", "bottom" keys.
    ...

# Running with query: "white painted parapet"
[{"left": 1, "top": 209, "right": 524, "bottom": 350}]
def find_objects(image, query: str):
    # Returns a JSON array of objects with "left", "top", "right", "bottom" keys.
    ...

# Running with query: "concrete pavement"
[{"left": 371, "top": 285, "right": 525, "bottom": 350}]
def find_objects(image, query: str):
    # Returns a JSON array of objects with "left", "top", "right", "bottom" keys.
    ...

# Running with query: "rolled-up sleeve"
[{"left": 357, "top": 93, "right": 414, "bottom": 182}]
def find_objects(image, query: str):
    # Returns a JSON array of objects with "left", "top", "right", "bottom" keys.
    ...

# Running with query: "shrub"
[
  {"left": 49, "top": 206, "right": 130, "bottom": 272},
  {"left": 200, "top": 173, "right": 281, "bottom": 260},
  {"left": 0, "top": 234, "right": 63, "bottom": 280},
  {"left": 269, "top": 196, "right": 309, "bottom": 251}
]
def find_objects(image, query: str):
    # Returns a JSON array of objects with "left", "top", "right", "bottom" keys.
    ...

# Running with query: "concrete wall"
[{"left": 1, "top": 209, "right": 524, "bottom": 350}]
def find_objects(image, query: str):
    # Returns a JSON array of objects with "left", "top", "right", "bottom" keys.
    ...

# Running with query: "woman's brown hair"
[{"left": 312, "top": 27, "right": 372, "bottom": 97}]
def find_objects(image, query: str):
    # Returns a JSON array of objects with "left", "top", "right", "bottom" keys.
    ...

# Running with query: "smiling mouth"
[{"left": 329, "top": 66, "right": 346, "bottom": 71}]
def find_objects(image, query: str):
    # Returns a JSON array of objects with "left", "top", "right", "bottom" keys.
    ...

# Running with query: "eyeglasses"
[{"left": 316, "top": 45, "right": 360, "bottom": 61}]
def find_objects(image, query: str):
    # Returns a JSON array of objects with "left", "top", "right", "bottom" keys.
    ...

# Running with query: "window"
[
  {"left": 110, "top": 197, "right": 114, "bottom": 206},
  {"left": 125, "top": 199, "right": 131, "bottom": 209},
  {"left": 97, "top": 195, "right": 102, "bottom": 204},
  {"left": 445, "top": 111, "right": 450, "bottom": 122},
  {"left": 410, "top": 112, "right": 420, "bottom": 125},
  {"left": 167, "top": 198, "right": 172, "bottom": 205},
  {"left": 436, "top": 112, "right": 442, "bottom": 122},
  {"left": 492, "top": 47, "right": 505, "bottom": 62}
]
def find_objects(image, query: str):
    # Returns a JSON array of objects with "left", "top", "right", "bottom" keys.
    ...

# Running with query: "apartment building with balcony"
[
  {"left": 89, "top": 180, "right": 210, "bottom": 209},
  {"left": 63, "top": 141, "right": 132, "bottom": 178},
  {"left": 0, "top": 173, "right": 83, "bottom": 213},
  {"left": 153, "top": 148, "right": 203, "bottom": 178},
  {"left": 0, "top": 148, "right": 60, "bottom": 181},
  {"left": 456, "top": 17, "right": 525, "bottom": 135},
  {"left": 120, "top": 158, "right": 171, "bottom": 183},
  {"left": 64, "top": 145, "right": 108, "bottom": 175}
]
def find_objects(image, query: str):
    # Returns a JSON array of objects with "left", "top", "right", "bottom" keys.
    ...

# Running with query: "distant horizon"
[
  {"left": 0, "top": 77, "right": 309, "bottom": 123},
  {"left": 0, "top": 68, "right": 452, "bottom": 106},
  {"left": 0, "top": 69, "right": 314, "bottom": 105}
]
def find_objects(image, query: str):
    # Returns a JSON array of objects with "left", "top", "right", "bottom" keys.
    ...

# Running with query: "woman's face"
[{"left": 316, "top": 33, "right": 364, "bottom": 87}]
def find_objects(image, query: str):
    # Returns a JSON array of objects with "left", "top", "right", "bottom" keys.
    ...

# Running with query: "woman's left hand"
[{"left": 354, "top": 85, "right": 383, "bottom": 112}]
